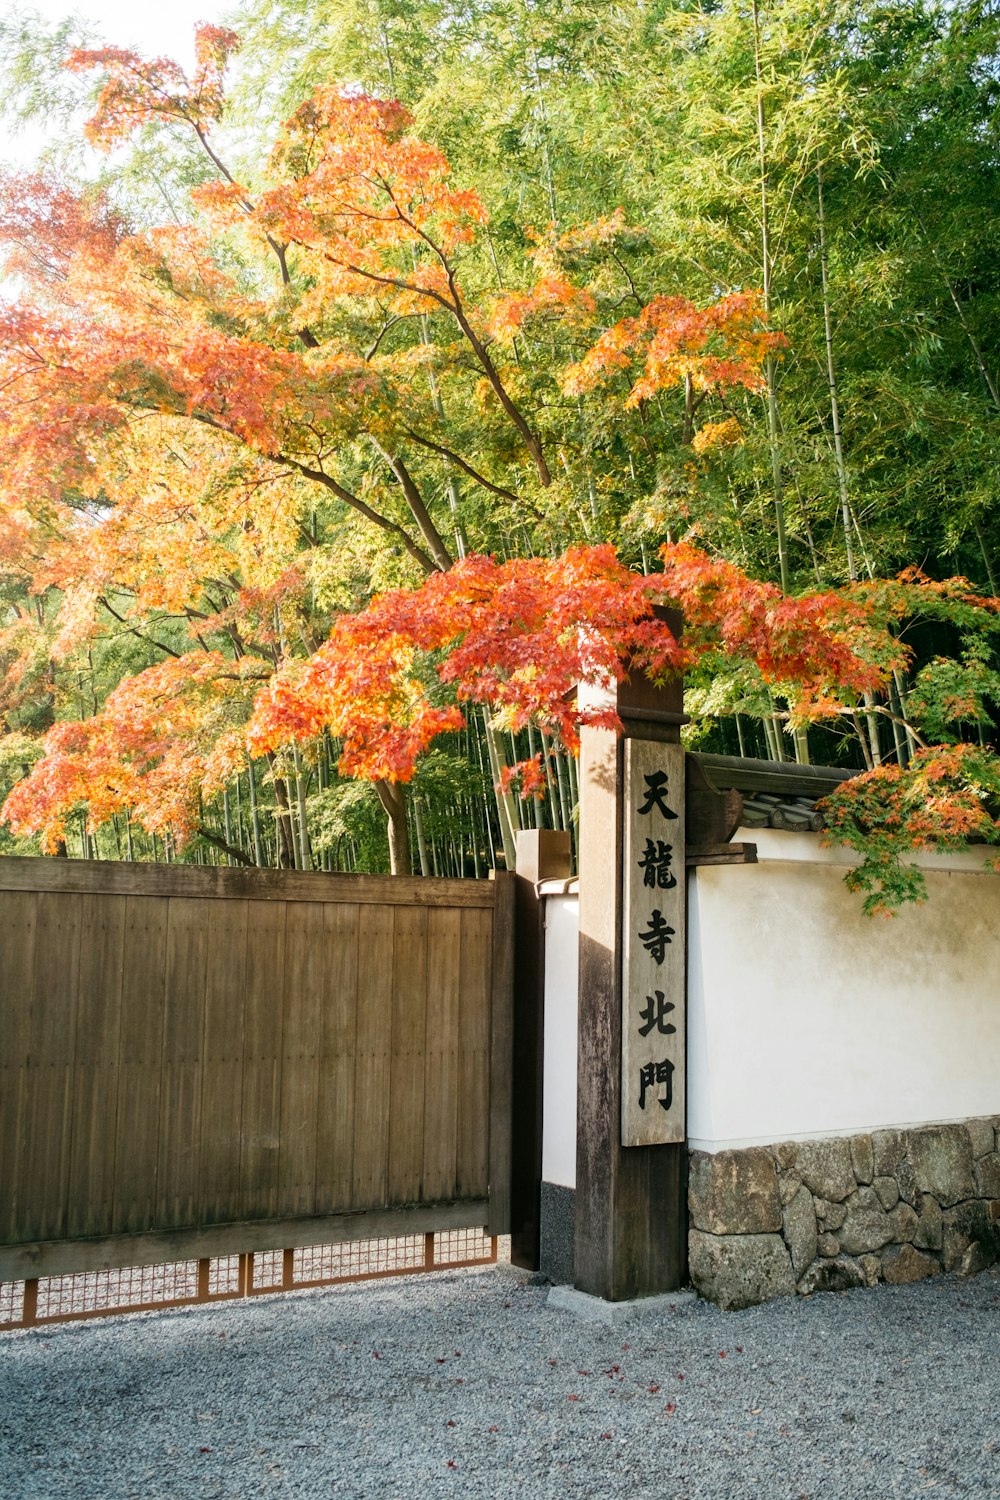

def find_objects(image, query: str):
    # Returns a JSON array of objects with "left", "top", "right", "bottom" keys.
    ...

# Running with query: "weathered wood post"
[{"left": 575, "top": 615, "right": 688, "bottom": 1299}]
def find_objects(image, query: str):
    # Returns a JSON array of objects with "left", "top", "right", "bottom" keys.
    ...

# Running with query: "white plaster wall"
[
  {"left": 539, "top": 836, "right": 1000, "bottom": 1168},
  {"left": 541, "top": 894, "right": 579, "bottom": 1187},
  {"left": 687, "top": 836, "right": 1000, "bottom": 1151}
]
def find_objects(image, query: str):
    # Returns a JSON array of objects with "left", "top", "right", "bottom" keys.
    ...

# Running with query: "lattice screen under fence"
[{"left": 0, "top": 1230, "right": 500, "bottom": 1331}]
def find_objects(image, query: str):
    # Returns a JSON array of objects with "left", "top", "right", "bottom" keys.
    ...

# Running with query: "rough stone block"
[
  {"left": 897, "top": 1156, "right": 918, "bottom": 1206},
  {"left": 914, "top": 1195, "right": 943, "bottom": 1252},
  {"left": 942, "top": 1200, "right": 1000, "bottom": 1273},
  {"left": 974, "top": 1153, "right": 1000, "bottom": 1199},
  {"left": 872, "top": 1129, "right": 905, "bottom": 1177},
  {"left": 817, "top": 1232, "right": 840, "bottom": 1257},
  {"left": 887, "top": 1202, "right": 918, "bottom": 1243},
  {"left": 789, "top": 1139, "right": 856, "bottom": 1203},
  {"left": 967, "top": 1117, "right": 997, "bottom": 1159},
  {"left": 859, "top": 1254, "right": 882, "bottom": 1287},
  {"left": 820, "top": 1200, "right": 847, "bottom": 1232},
  {"left": 908, "top": 1125, "right": 976, "bottom": 1207},
  {"left": 838, "top": 1187, "right": 893, "bottom": 1255},
  {"left": 797, "top": 1255, "right": 865, "bottom": 1296},
  {"left": 958, "top": 1242, "right": 996, "bottom": 1278},
  {"left": 688, "top": 1231, "right": 795, "bottom": 1311},
  {"left": 778, "top": 1173, "right": 803, "bottom": 1207},
  {"left": 881, "top": 1245, "right": 938, "bottom": 1285},
  {"left": 782, "top": 1186, "right": 818, "bottom": 1278},
  {"left": 688, "top": 1148, "right": 782, "bottom": 1235},
  {"left": 772, "top": 1141, "right": 798, "bottom": 1172},
  {"left": 849, "top": 1134, "right": 875, "bottom": 1186},
  {"left": 873, "top": 1176, "right": 899, "bottom": 1211}
]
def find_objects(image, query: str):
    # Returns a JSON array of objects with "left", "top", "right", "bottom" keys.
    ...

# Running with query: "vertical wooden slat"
[
  {"left": 314, "top": 903, "right": 359, "bottom": 1216},
  {"left": 456, "top": 905, "right": 490, "bottom": 1199},
  {"left": 487, "top": 872, "right": 516, "bottom": 1235},
  {"left": 239, "top": 900, "right": 286, "bottom": 1220},
  {"left": 421, "top": 907, "right": 462, "bottom": 1202},
  {"left": 112, "top": 896, "right": 169, "bottom": 1234},
  {"left": 0, "top": 892, "right": 36, "bottom": 1243},
  {"left": 276, "top": 901, "right": 325, "bottom": 1218},
  {"left": 67, "top": 893, "right": 127, "bottom": 1238},
  {"left": 16, "top": 893, "right": 83, "bottom": 1243},
  {"left": 199, "top": 899, "right": 249, "bottom": 1225},
  {"left": 156, "top": 898, "right": 209, "bottom": 1229},
  {"left": 352, "top": 904, "right": 395, "bottom": 1209},
  {"left": 387, "top": 905, "right": 428, "bottom": 1204}
]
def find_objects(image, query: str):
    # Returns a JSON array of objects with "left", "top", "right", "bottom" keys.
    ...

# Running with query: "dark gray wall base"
[
  {"left": 539, "top": 1182, "right": 576, "bottom": 1286},
  {"left": 688, "top": 1116, "right": 1000, "bottom": 1310}
]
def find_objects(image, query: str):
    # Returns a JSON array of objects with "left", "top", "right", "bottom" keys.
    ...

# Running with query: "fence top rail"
[{"left": 0, "top": 855, "right": 497, "bottom": 908}]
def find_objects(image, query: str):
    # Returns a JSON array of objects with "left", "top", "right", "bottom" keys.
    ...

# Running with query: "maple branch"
[
  {"left": 186, "top": 122, "right": 318, "bottom": 347},
  {"left": 403, "top": 429, "right": 526, "bottom": 508},
  {"left": 365, "top": 315, "right": 416, "bottom": 360},
  {"left": 98, "top": 596, "right": 183, "bottom": 659},
  {"left": 368, "top": 441, "right": 453, "bottom": 571},
  {"left": 445, "top": 282, "right": 552, "bottom": 487},
  {"left": 369, "top": 183, "right": 552, "bottom": 487},
  {"left": 196, "top": 823, "right": 258, "bottom": 866},
  {"left": 610, "top": 252, "right": 644, "bottom": 311},
  {"left": 307, "top": 222, "right": 549, "bottom": 485},
  {"left": 273, "top": 451, "right": 440, "bottom": 575},
  {"left": 172, "top": 406, "right": 437, "bottom": 573}
]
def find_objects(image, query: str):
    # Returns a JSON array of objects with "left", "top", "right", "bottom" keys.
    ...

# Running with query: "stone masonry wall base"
[{"left": 687, "top": 1118, "right": 1000, "bottom": 1310}]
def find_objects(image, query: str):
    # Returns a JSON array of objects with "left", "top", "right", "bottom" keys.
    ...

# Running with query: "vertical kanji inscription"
[{"left": 621, "top": 739, "right": 686, "bottom": 1146}]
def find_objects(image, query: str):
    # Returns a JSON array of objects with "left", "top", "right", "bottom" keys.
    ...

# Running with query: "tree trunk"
[
  {"left": 375, "top": 778, "right": 412, "bottom": 875},
  {"left": 269, "top": 762, "right": 296, "bottom": 868}
]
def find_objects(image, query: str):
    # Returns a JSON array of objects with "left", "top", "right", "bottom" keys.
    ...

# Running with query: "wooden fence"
[{"left": 0, "top": 857, "right": 514, "bottom": 1282}]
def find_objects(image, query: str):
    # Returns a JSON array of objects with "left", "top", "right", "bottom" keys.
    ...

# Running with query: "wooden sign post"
[{"left": 575, "top": 630, "right": 687, "bottom": 1301}]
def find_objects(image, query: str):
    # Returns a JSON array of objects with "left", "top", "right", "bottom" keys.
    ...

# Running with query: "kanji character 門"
[{"left": 638, "top": 1058, "right": 675, "bottom": 1112}]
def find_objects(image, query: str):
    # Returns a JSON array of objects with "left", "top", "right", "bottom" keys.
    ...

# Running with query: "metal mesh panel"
[
  {"left": 207, "top": 1256, "right": 241, "bottom": 1297},
  {"left": 1, "top": 1233, "right": 499, "bottom": 1330},
  {"left": 293, "top": 1234, "right": 427, "bottom": 1284},
  {"left": 0, "top": 1281, "right": 25, "bottom": 1328},
  {"left": 249, "top": 1250, "right": 285, "bottom": 1291},
  {"left": 35, "top": 1261, "right": 200, "bottom": 1320},
  {"left": 435, "top": 1227, "right": 495, "bottom": 1265}
]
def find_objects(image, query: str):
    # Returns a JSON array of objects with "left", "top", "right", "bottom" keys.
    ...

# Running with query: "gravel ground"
[{"left": 2, "top": 1262, "right": 999, "bottom": 1500}]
